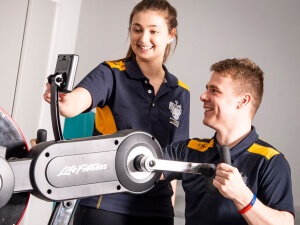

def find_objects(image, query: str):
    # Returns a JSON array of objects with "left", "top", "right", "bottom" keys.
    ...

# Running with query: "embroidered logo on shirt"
[
  {"left": 169, "top": 100, "right": 182, "bottom": 127},
  {"left": 240, "top": 172, "right": 248, "bottom": 185}
]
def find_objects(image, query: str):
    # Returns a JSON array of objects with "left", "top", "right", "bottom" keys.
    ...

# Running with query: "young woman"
[{"left": 44, "top": 0, "right": 190, "bottom": 224}]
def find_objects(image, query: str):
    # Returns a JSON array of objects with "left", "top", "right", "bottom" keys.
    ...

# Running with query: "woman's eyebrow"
[{"left": 132, "top": 23, "right": 162, "bottom": 28}]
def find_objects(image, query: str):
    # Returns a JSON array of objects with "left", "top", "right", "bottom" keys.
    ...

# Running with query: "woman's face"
[{"left": 130, "top": 10, "right": 174, "bottom": 63}]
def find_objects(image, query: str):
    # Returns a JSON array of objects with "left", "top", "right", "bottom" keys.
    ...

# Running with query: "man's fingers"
[{"left": 217, "top": 163, "right": 234, "bottom": 171}]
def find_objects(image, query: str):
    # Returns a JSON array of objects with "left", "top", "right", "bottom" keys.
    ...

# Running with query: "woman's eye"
[
  {"left": 151, "top": 30, "right": 158, "bottom": 34},
  {"left": 131, "top": 27, "right": 141, "bottom": 33}
]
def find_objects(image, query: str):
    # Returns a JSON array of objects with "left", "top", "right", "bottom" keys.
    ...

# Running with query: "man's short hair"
[{"left": 210, "top": 58, "right": 264, "bottom": 117}]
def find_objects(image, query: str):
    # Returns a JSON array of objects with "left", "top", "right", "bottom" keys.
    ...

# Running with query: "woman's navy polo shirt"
[
  {"left": 76, "top": 56, "right": 190, "bottom": 218},
  {"left": 163, "top": 127, "right": 294, "bottom": 225}
]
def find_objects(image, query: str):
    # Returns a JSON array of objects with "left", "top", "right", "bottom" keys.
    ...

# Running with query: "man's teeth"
[
  {"left": 140, "top": 46, "right": 152, "bottom": 49},
  {"left": 205, "top": 108, "right": 213, "bottom": 112}
]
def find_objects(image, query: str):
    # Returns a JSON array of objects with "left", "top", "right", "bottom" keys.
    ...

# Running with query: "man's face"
[{"left": 200, "top": 72, "right": 240, "bottom": 131}]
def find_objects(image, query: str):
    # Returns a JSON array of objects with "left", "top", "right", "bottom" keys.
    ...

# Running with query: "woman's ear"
[{"left": 168, "top": 28, "right": 176, "bottom": 44}]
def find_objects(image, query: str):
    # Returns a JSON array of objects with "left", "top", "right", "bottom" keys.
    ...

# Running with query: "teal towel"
[{"left": 63, "top": 112, "right": 95, "bottom": 139}]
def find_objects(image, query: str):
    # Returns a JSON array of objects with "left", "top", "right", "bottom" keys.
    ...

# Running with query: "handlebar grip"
[
  {"left": 36, "top": 129, "right": 47, "bottom": 144},
  {"left": 204, "top": 145, "right": 231, "bottom": 196},
  {"left": 219, "top": 145, "right": 231, "bottom": 165}
]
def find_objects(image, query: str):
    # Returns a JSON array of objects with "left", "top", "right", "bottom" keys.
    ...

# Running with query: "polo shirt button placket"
[{"left": 148, "top": 89, "right": 152, "bottom": 94}]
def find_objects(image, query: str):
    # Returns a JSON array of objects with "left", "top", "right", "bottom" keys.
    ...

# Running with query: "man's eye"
[
  {"left": 212, "top": 89, "right": 218, "bottom": 93},
  {"left": 151, "top": 30, "right": 158, "bottom": 34}
]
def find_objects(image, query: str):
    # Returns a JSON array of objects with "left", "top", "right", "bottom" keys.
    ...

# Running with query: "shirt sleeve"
[
  {"left": 258, "top": 154, "right": 294, "bottom": 215},
  {"left": 75, "top": 62, "right": 114, "bottom": 111},
  {"left": 162, "top": 139, "right": 190, "bottom": 181}
]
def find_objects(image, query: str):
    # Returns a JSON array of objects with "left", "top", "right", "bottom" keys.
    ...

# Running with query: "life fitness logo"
[
  {"left": 57, "top": 163, "right": 108, "bottom": 177},
  {"left": 169, "top": 100, "right": 182, "bottom": 127}
]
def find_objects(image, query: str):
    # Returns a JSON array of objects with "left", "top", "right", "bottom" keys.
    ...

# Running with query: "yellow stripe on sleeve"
[
  {"left": 95, "top": 106, "right": 117, "bottom": 135},
  {"left": 248, "top": 143, "right": 280, "bottom": 160},
  {"left": 178, "top": 80, "right": 189, "bottom": 91},
  {"left": 106, "top": 61, "right": 126, "bottom": 71}
]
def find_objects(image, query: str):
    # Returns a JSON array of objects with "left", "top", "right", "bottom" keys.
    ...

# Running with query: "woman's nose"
[{"left": 140, "top": 31, "right": 150, "bottom": 42}]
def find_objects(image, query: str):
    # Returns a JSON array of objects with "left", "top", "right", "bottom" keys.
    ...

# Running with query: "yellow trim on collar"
[{"left": 187, "top": 139, "right": 214, "bottom": 152}]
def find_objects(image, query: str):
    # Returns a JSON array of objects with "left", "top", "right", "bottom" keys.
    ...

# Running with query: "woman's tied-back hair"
[
  {"left": 126, "top": 0, "right": 178, "bottom": 63},
  {"left": 211, "top": 58, "right": 264, "bottom": 117}
]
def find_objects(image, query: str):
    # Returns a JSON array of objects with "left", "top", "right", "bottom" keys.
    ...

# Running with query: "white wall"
[
  {"left": 1, "top": 0, "right": 300, "bottom": 224},
  {"left": 0, "top": 0, "right": 28, "bottom": 115},
  {"left": 18, "top": 0, "right": 82, "bottom": 224},
  {"left": 0, "top": 0, "right": 82, "bottom": 224}
]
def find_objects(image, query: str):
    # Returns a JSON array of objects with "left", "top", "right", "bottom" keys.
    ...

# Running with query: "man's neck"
[{"left": 215, "top": 124, "right": 252, "bottom": 149}]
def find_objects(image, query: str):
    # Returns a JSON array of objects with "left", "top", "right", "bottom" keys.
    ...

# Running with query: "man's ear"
[{"left": 237, "top": 92, "right": 252, "bottom": 109}]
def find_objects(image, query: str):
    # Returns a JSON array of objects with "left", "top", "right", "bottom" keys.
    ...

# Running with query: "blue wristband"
[
  {"left": 250, "top": 193, "right": 256, "bottom": 206},
  {"left": 238, "top": 193, "right": 256, "bottom": 214}
]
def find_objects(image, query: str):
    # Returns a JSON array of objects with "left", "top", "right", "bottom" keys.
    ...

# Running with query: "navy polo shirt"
[
  {"left": 163, "top": 127, "right": 294, "bottom": 225},
  {"left": 76, "top": 56, "right": 190, "bottom": 217}
]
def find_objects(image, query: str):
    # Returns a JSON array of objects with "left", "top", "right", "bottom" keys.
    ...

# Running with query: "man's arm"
[
  {"left": 213, "top": 163, "right": 294, "bottom": 225},
  {"left": 241, "top": 198, "right": 293, "bottom": 225}
]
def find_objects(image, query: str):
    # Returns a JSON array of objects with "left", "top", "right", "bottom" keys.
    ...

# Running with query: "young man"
[{"left": 163, "top": 58, "right": 294, "bottom": 225}]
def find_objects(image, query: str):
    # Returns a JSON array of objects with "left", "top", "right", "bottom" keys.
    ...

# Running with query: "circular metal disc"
[
  {"left": 115, "top": 132, "right": 163, "bottom": 193},
  {"left": 0, "top": 107, "right": 30, "bottom": 225}
]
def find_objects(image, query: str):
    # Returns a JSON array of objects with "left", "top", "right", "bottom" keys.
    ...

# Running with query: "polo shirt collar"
[
  {"left": 125, "top": 56, "right": 145, "bottom": 80},
  {"left": 125, "top": 56, "right": 178, "bottom": 88},
  {"left": 163, "top": 65, "right": 178, "bottom": 88},
  {"left": 213, "top": 126, "right": 259, "bottom": 161}
]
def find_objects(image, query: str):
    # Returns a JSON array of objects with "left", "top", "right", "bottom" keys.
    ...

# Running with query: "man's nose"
[{"left": 200, "top": 91, "right": 208, "bottom": 102}]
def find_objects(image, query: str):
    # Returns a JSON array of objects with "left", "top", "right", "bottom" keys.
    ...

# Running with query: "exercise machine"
[{"left": 0, "top": 55, "right": 231, "bottom": 225}]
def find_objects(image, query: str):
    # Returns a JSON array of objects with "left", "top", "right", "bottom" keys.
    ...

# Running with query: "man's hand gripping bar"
[
  {"left": 134, "top": 155, "right": 216, "bottom": 177},
  {"left": 134, "top": 145, "right": 231, "bottom": 196}
]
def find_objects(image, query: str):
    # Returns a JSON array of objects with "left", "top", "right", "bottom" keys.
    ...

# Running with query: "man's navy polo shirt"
[
  {"left": 163, "top": 127, "right": 294, "bottom": 225},
  {"left": 76, "top": 56, "right": 190, "bottom": 217}
]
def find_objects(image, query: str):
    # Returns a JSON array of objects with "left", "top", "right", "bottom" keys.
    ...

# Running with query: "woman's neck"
[
  {"left": 137, "top": 57, "right": 164, "bottom": 77},
  {"left": 136, "top": 57, "right": 165, "bottom": 95}
]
